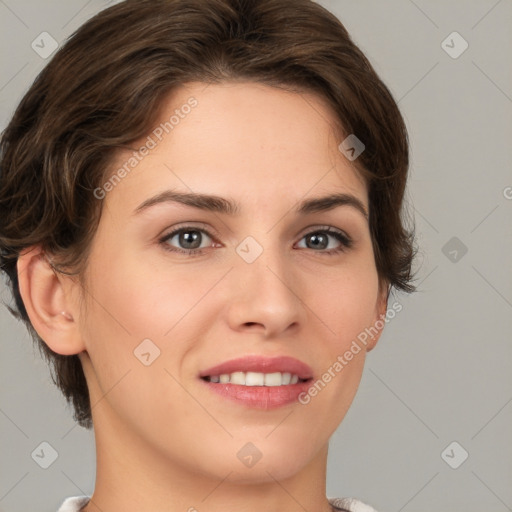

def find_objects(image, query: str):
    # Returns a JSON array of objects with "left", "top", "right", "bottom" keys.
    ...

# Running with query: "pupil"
[
  {"left": 307, "top": 233, "right": 327, "bottom": 250},
  {"left": 180, "top": 231, "right": 201, "bottom": 249}
]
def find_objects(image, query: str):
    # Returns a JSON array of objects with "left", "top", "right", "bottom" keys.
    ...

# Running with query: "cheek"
[
  {"left": 302, "top": 258, "right": 379, "bottom": 410},
  {"left": 78, "top": 254, "right": 202, "bottom": 442},
  {"left": 82, "top": 248, "right": 217, "bottom": 342},
  {"left": 78, "top": 248, "right": 224, "bottom": 408},
  {"left": 314, "top": 259, "right": 380, "bottom": 344}
]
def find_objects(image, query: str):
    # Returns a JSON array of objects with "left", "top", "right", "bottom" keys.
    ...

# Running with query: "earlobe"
[{"left": 16, "top": 246, "right": 85, "bottom": 355}]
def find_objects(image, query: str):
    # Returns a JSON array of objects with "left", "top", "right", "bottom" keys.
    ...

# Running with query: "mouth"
[
  {"left": 201, "top": 371, "right": 309, "bottom": 386},
  {"left": 199, "top": 356, "right": 313, "bottom": 409}
]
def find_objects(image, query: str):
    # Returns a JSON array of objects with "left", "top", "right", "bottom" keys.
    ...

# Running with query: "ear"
[
  {"left": 16, "top": 245, "right": 86, "bottom": 355},
  {"left": 366, "top": 280, "right": 389, "bottom": 352}
]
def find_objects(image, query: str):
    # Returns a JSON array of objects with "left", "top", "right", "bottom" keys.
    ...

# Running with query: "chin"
[
  {"left": 223, "top": 457, "right": 310, "bottom": 485},
  {"left": 199, "top": 436, "right": 319, "bottom": 484}
]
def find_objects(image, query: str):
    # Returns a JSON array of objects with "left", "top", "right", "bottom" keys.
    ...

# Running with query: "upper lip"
[{"left": 200, "top": 356, "right": 313, "bottom": 380}]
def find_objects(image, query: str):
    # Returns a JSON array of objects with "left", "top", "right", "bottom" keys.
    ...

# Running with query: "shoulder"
[
  {"left": 56, "top": 496, "right": 90, "bottom": 512},
  {"left": 329, "top": 497, "right": 379, "bottom": 512}
]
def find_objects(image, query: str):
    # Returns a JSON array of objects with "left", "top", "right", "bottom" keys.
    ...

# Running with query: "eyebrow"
[{"left": 133, "top": 190, "right": 368, "bottom": 220}]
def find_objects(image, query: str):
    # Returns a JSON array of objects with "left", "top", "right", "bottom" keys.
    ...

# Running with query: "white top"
[{"left": 57, "top": 495, "right": 378, "bottom": 511}]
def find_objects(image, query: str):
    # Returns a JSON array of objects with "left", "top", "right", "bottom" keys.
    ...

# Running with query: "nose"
[{"left": 224, "top": 243, "right": 304, "bottom": 338}]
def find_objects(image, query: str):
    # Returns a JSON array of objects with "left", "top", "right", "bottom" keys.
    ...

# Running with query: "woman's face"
[{"left": 77, "top": 81, "right": 387, "bottom": 483}]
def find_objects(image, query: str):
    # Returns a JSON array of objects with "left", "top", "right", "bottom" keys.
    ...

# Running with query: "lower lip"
[{"left": 200, "top": 379, "right": 312, "bottom": 409}]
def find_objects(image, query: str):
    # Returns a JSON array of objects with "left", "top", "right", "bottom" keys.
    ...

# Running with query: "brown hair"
[{"left": 0, "top": 0, "right": 416, "bottom": 429}]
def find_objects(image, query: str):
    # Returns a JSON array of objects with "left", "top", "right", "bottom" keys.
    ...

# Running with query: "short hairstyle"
[{"left": 0, "top": 0, "right": 416, "bottom": 429}]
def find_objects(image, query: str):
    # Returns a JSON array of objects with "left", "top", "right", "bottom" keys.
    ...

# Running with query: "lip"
[
  {"left": 200, "top": 379, "right": 312, "bottom": 409},
  {"left": 199, "top": 355, "right": 314, "bottom": 380},
  {"left": 198, "top": 356, "right": 314, "bottom": 409}
]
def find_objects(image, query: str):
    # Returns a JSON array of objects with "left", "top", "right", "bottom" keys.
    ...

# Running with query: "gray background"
[{"left": 0, "top": 1, "right": 511, "bottom": 511}]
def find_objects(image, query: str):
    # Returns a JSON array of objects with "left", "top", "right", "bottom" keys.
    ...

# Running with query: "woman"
[{"left": 0, "top": 1, "right": 416, "bottom": 510}]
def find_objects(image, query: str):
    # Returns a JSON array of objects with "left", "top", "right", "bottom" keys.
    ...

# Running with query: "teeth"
[
  {"left": 208, "top": 371, "right": 304, "bottom": 386},
  {"left": 264, "top": 372, "right": 281, "bottom": 386},
  {"left": 246, "top": 372, "right": 264, "bottom": 386},
  {"left": 230, "top": 371, "right": 246, "bottom": 385}
]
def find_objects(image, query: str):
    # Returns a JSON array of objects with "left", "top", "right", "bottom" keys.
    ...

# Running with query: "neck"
[{"left": 82, "top": 411, "right": 334, "bottom": 512}]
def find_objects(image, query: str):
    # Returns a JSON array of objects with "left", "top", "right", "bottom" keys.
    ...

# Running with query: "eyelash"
[{"left": 158, "top": 225, "right": 353, "bottom": 257}]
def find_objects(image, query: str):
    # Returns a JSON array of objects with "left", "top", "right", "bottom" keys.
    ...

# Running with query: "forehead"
[{"left": 103, "top": 81, "right": 367, "bottom": 216}]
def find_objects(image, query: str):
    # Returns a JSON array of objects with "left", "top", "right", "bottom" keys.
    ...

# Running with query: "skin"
[{"left": 18, "top": 81, "right": 388, "bottom": 512}]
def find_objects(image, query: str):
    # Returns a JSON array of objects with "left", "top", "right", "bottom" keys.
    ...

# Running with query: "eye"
[
  {"left": 159, "top": 226, "right": 216, "bottom": 255},
  {"left": 296, "top": 226, "right": 353, "bottom": 255},
  {"left": 159, "top": 224, "right": 353, "bottom": 257}
]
